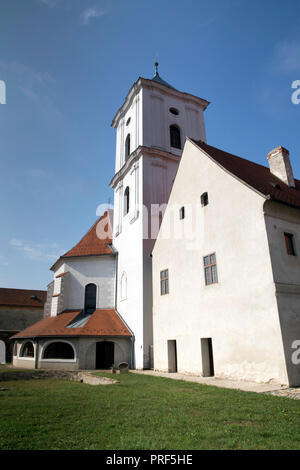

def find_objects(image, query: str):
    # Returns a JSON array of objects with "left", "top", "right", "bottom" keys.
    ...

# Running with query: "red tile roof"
[
  {"left": 192, "top": 140, "right": 300, "bottom": 210},
  {"left": 0, "top": 288, "right": 47, "bottom": 308},
  {"left": 51, "top": 212, "right": 114, "bottom": 270},
  {"left": 11, "top": 309, "right": 132, "bottom": 339}
]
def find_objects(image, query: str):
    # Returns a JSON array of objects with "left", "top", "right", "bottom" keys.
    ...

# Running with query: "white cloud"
[
  {"left": 0, "top": 60, "right": 62, "bottom": 119},
  {"left": 10, "top": 239, "right": 23, "bottom": 247},
  {"left": 276, "top": 41, "right": 300, "bottom": 73},
  {"left": 10, "top": 239, "right": 65, "bottom": 262},
  {"left": 81, "top": 6, "right": 106, "bottom": 25},
  {"left": 38, "top": 0, "right": 63, "bottom": 7}
]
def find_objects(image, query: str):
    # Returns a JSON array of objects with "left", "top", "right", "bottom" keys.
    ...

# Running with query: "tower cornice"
[
  {"left": 109, "top": 145, "right": 181, "bottom": 188},
  {"left": 111, "top": 77, "right": 210, "bottom": 129}
]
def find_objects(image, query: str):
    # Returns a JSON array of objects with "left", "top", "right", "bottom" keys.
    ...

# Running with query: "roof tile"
[
  {"left": 11, "top": 309, "right": 131, "bottom": 339},
  {"left": 192, "top": 140, "right": 300, "bottom": 210},
  {"left": 0, "top": 288, "right": 47, "bottom": 308}
]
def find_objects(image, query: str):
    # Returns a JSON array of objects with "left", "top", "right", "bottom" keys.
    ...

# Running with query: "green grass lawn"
[{"left": 0, "top": 369, "right": 299, "bottom": 450}]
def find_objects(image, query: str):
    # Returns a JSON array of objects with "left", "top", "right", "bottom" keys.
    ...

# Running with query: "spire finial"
[{"left": 154, "top": 54, "right": 159, "bottom": 76}]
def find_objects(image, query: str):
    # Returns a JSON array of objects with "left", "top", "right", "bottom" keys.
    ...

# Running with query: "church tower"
[{"left": 110, "top": 64, "right": 209, "bottom": 369}]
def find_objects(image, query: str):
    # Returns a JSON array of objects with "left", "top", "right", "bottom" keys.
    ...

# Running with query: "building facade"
[
  {"left": 152, "top": 139, "right": 300, "bottom": 386},
  {"left": 12, "top": 212, "right": 132, "bottom": 370},
  {"left": 0, "top": 288, "right": 46, "bottom": 363}
]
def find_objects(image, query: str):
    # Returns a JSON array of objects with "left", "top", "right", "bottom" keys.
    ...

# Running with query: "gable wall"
[{"left": 152, "top": 140, "right": 288, "bottom": 384}]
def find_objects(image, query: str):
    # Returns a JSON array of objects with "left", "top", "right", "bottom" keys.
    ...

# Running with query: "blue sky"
[{"left": 1, "top": 0, "right": 300, "bottom": 290}]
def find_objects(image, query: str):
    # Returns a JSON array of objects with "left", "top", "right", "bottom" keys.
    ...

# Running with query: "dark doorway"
[
  {"left": 96, "top": 341, "right": 115, "bottom": 369},
  {"left": 201, "top": 338, "right": 214, "bottom": 377},
  {"left": 167, "top": 340, "right": 177, "bottom": 372},
  {"left": 84, "top": 283, "right": 96, "bottom": 314}
]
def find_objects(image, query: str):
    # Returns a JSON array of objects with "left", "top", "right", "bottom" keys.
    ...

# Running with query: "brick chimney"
[{"left": 267, "top": 146, "right": 295, "bottom": 188}]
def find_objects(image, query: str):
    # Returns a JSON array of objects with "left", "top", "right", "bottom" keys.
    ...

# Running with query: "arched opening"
[
  {"left": 96, "top": 341, "right": 115, "bottom": 369},
  {"left": 125, "top": 134, "right": 131, "bottom": 160},
  {"left": 0, "top": 340, "right": 6, "bottom": 364},
  {"left": 170, "top": 125, "right": 181, "bottom": 149},
  {"left": 20, "top": 341, "right": 34, "bottom": 358},
  {"left": 121, "top": 272, "right": 127, "bottom": 300},
  {"left": 43, "top": 342, "right": 75, "bottom": 360},
  {"left": 124, "top": 187, "right": 130, "bottom": 215},
  {"left": 84, "top": 283, "right": 97, "bottom": 314}
]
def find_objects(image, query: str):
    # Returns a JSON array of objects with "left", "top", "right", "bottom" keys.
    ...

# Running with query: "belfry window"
[
  {"left": 124, "top": 186, "right": 130, "bottom": 215},
  {"left": 125, "top": 134, "right": 131, "bottom": 160},
  {"left": 170, "top": 125, "right": 181, "bottom": 149}
]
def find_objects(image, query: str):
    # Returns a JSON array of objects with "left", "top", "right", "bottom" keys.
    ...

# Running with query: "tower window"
[
  {"left": 169, "top": 107, "right": 179, "bottom": 116},
  {"left": 201, "top": 192, "right": 209, "bottom": 207},
  {"left": 284, "top": 233, "right": 296, "bottom": 256},
  {"left": 179, "top": 207, "right": 185, "bottom": 220},
  {"left": 126, "top": 117, "right": 131, "bottom": 126},
  {"left": 170, "top": 125, "right": 181, "bottom": 149},
  {"left": 125, "top": 134, "right": 131, "bottom": 160},
  {"left": 124, "top": 186, "right": 130, "bottom": 215}
]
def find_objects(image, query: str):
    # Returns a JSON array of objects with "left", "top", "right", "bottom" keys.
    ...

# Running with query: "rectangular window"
[
  {"left": 179, "top": 207, "right": 185, "bottom": 220},
  {"left": 203, "top": 253, "right": 218, "bottom": 285},
  {"left": 160, "top": 269, "right": 169, "bottom": 295},
  {"left": 284, "top": 233, "right": 296, "bottom": 256}
]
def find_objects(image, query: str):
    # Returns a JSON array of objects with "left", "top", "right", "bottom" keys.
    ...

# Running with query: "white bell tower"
[{"left": 110, "top": 64, "right": 209, "bottom": 369}]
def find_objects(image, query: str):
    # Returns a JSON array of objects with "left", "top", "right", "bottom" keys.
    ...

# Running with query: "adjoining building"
[
  {"left": 0, "top": 288, "right": 46, "bottom": 363},
  {"left": 152, "top": 140, "right": 300, "bottom": 386},
  {"left": 12, "top": 211, "right": 132, "bottom": 370}
]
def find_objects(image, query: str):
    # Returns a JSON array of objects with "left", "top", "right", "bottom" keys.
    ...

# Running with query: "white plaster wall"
[
  {"left": 113, "top": 158, "right": 145, "bottom": 369},
  {"left": 60, "top": 255, "right": 116, "bottom": 311},
  {"left": 152, "top": 140, "right": 288, "bottom": 385},
  {"left": 142, "top": 86, "right": 206, "bottom": 155},
  {"left": 115, "top": 88, "right": 143, "bottom": 173},
  {"left": 113, "top": 150, "right": 180, "bottom": 369},
  {"left": 264, "top": 201, "right": 300, "bottom": 386},
  {"left": 50, "top": 262, "right": 66, "bottom": 316}
]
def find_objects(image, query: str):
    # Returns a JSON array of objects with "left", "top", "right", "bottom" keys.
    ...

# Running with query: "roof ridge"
[
  {"left": 193, "top": 139, "right": 271, "bottom": 172},
  {"left": 190, "top": 139, "right": 300, "bottom": 211},
  {"left": 62, "top": 211, "right": 109, "bottom": 257}
]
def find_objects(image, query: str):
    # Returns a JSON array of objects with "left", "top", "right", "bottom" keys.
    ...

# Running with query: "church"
[{"left": 12, "top": 65, "right": 300, "bottom": 386}]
